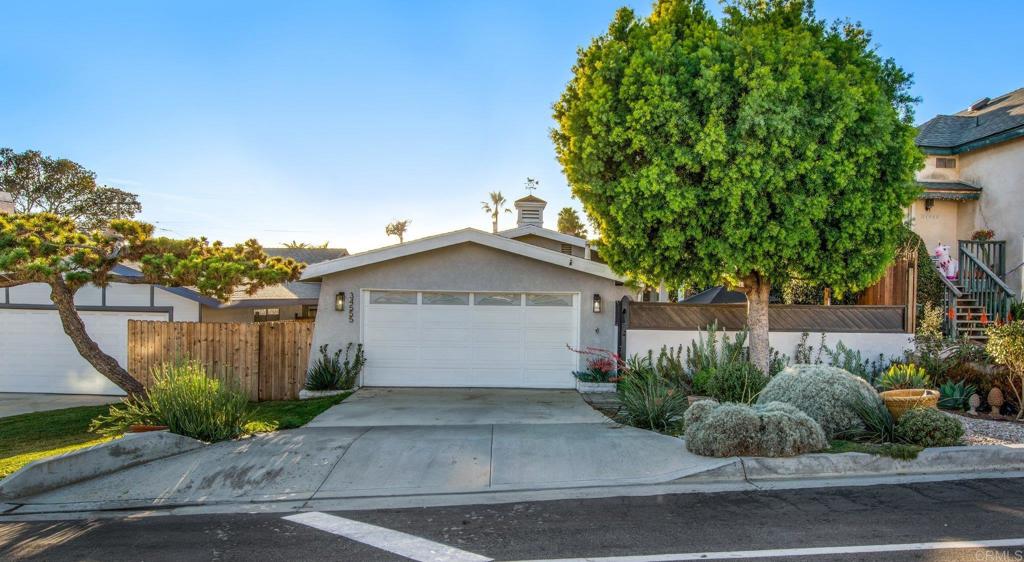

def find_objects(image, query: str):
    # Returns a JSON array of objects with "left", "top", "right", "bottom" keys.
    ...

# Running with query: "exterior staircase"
[{"left": 936, "top": 240, "right": 1017, "bottom": 343}]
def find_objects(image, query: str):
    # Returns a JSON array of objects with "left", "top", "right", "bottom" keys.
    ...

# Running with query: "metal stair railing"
[{"left": 957, "top": 246, "right": 1017, "bottom": 326}]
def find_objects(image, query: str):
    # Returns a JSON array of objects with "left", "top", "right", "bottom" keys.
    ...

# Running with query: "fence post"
[{"left": 616, "top": 296, "right": 631, "bottom": 359}]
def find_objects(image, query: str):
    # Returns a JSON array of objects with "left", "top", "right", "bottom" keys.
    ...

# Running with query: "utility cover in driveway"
[{"left": 305, "top": 388, "right": 608, "bottom": 427}]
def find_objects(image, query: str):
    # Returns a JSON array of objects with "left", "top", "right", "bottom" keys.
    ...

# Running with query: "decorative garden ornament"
[
  {"left": 968, "top": 393, "right": 981, "bottom": 415},
  {"left": 933, "top": 243, "right": 959, "bottom": 280},
  {"left": 988, "top": 387, "right": 1005, "bottom": 414}
]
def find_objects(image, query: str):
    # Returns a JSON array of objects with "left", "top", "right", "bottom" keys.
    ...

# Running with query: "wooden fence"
[
  {"left": 621, "top": 302, "right": 908, "bottom": 333},
  {"left": 858, "top": 254, "right": 918, "bottom": 332},
  {"left": 127, "top": 320, "right": 314, "bottom": 401}
]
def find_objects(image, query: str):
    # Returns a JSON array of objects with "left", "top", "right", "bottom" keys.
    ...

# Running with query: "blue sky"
[{"left": 2, "top": 1, "right": 1020, "bottom": 251}]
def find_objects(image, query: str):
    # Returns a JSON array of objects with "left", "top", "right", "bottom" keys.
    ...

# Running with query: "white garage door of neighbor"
[
  {"left": 362, "top": 291, "right": 580, "bottom": 388},
  {"left": 0, "top": 309, "right": 168, "bottom": 395}
]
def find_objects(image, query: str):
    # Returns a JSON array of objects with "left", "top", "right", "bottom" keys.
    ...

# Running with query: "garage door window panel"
[
  {"left": 526, "top": 293, "right": 573, "bottom": 306},
  {"left": 369, "top": 291, "right": 418, "bottom": 305},
  {"left": 474, "top": 293, "right": 521, "bottom": 306},
  {"left": 422, "top": 292, "right": 469, "bottom": 305}
]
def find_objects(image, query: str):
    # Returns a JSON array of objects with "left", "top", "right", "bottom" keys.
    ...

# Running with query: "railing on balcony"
[
  {"left": 958, "top": 246, "right": 1016, "bottom": 324},
  {"left": 959, "top": 240, "right": 1006, "bottom": 278}
]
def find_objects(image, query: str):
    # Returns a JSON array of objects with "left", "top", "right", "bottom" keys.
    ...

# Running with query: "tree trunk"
[
  {"left": 50, "top": 278, "right": 146, "bottom": 396},
  {"left": 492, "top": 217, "right": 498, "bottom": 234},
  {"left": 743, "top": 273, "right": 772, "bottom": 374}
]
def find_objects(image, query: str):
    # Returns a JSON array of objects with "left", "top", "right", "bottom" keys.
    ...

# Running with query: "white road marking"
[
  {"left": 515, "top": 537, "right": 1024, "bottom": 561},
  {"left": 283, "top": 511, "right": 492, "bottom": 562}
]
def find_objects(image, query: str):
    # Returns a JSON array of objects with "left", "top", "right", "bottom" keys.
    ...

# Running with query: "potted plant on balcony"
[{"left": 569, "top": 346, "right": 621, "bottom": 393}]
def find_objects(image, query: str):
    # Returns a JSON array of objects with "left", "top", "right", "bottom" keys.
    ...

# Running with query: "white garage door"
[
  {"left": 362, "top": 291, "right": 579, "bottom": 388},
  {"left": 0, "top": 308, "right": 168, "bottom": 395}
]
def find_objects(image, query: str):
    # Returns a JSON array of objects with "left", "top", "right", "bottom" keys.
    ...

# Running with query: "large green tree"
[
  {"left": 1, "top": 148, "right": 142, "bottom": 230},
  {"left": 0, "top": 213, "right": 303, "bottom": 395},
  {"left": 552, "top": 0, "right": 922, "bottom": 371}
]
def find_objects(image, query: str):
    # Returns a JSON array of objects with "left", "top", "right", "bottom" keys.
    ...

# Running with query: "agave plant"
[
  {"left": 938, "top": 380, "right": 976, "bottom": 411},
  {"left": 880, "top": 363, "right": 932, "bottom": 391}
]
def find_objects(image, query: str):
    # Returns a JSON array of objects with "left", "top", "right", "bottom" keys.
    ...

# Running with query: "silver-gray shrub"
[
  {"left": 757, "top": 364, "right": 884, "bottom": 438},
  {"left": 684, "top": 400, "right": 827, "bottom": 457}
]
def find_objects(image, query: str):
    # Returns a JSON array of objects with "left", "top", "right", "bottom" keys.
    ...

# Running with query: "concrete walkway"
[
  {"left": 0, "top": 393, "right": 119, "bottom": 418},
  {"left": 9, "top": 389, "right": 731, "bottom": 513}
]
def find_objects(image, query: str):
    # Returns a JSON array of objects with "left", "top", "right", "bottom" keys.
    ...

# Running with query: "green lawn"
[
  {"left": 246, "top": 392, "right": 351, "bottom": 431},
  {"left": 0, "top": 392, "right": 351, "bottom": 479},
  {"left": 828, "top": 439, "right": 923, "bottom": 460},
  {"left": 0, "top": 404, "right": 118, "bottom": 479}
]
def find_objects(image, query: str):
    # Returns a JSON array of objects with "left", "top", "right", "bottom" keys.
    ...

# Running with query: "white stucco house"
[
  {"left": 303, "top": 195, "right": 630, "bottom": 389},
  {"left": 909, "top": 86, "right": 1024, "bottom": 294}
]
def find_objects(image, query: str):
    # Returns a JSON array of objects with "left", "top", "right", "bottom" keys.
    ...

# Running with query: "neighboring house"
[
  {"left": 909, "top": 87, "right": 1024, "bottom": 295},
  {"left": 0, "top": 247, "right": 345, "bottom": 395},
  {"left": 0, "top": 191, "right": 13, "bottom": 214},
  {"left": 303, "top": 195, "right": 630, "bottom": 389},
  {"left": 199, "top": 248, "right": 348, "bottom": 323}
]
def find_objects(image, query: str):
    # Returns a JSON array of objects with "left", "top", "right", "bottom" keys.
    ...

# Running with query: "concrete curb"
[
  {"left": 690, "top": 444, "right": 1024, "bottom": 482},
  {"left": 0, "top": 432, "right": 204, "bottom": 501}
]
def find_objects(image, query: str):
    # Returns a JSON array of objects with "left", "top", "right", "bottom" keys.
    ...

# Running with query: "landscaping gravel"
[{"left": 945, "top": 411, "right": 1024, "bottom": 446}]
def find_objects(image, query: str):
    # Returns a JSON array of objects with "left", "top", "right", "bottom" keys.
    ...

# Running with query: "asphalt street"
[{"left": 2, "top": 477, "right": 1024, "bottom": 561}]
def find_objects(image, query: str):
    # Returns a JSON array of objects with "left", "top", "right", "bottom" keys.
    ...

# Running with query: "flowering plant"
[
  {"left": 971, "top": 229, "right": 995, "bottom": 241},
  {"left": 568, "top": 346, "right": 622, "bottom": 383}
]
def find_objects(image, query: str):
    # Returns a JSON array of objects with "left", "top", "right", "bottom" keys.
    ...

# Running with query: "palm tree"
[
  {"left": 481, "top": 191, "right": 512, "bottom": 233},
  {"left": 282, "top": 240, "right": 330, "bottom": 248},
  {"left": 385, "top": 219, "right": 411, "bottom": 243}
]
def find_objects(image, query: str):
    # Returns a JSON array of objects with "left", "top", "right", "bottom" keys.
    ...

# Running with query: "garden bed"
[{"left": 945, "top": 411, "right": 1024, "bottom": 446}]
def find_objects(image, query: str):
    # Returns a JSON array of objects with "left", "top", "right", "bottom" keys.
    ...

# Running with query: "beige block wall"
[{"left": 309, "top": 242, "right": 630, "bottom": 371}]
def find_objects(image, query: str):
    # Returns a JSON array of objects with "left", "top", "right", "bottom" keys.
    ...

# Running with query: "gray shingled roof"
[{"left": 916, "top": 88, "right": 1024, "bottom": 151}]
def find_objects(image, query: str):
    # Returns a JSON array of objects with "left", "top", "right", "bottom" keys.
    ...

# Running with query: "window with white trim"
[{"left": 253, "top": 308, "right": 280, "bottom": 322}]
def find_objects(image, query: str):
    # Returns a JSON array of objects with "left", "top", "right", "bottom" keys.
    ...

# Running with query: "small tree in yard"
[
  {"left": 385, "top": 219, "right": 411, "bottom": 243},
  {"left": 552, "top": 0, "right": 922, "bottom": 372},
  {"left": 0, "top": 213, "right": 303, "bottom": 396},
  {"left": 987, "top": 321, "right": 1024, "bottom": 420}
]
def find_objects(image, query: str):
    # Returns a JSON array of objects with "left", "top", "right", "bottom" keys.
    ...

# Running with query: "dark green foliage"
[
  {"left": 652, "top": 344, "right": 688, "bottom": 390},
  {"left": 840, "top": 392, "right": 897, "bottom": 443},
  {"left": 896, "top": 223, "right": 943, "bottom": 309},
  {"left": 616, "top": 356, "right": 688, "bottom": 432},
  {"left": 705, "top": 362, "right": 769, "bottom": 404},
  {"left": 938, "top": 380, "right": 976, "bottom": 411},
  {"left": 304, "top": 343, "right": 366, "bottom": 391},
  {"left": 893, "top": 408, "right": 964, "bottom": 447}
]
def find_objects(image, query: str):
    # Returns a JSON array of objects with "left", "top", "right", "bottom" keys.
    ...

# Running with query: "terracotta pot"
[{"left": 128, "top": 424, "right": 169, "bottom": 433}]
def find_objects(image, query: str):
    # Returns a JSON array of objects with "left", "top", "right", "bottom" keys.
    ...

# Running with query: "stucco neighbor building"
[
  {"left": 909, "top": 87, "right": 1024, "bottom": 294},
  {"left": 303, "top": 195, "right": 630, "bottom": 389}
]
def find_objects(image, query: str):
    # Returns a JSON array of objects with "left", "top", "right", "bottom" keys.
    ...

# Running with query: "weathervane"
[{"left": 524, "top": 177, "right": 540, "bottom": 193}]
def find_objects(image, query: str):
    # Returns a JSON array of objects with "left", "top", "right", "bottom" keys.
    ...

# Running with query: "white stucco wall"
[
  {"left": 958, "top": 138, "right": 1024, "bottom": 295},
  {"left": 309, "top": 242, "right": 630, "bottom": 370},
  {"left": 627, "top": 329, "right": 913, "bottom": 364}
]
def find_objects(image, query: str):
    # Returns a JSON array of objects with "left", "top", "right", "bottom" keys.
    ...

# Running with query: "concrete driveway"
[
  {"left": 306, "top": 387, "right": 608, "bottom": 426},
  {"left": 0, "top": 393, "right": 119, "bottom": 418},
  {"left": 11, "top": 388, "right": 732, "bottom": 513}
]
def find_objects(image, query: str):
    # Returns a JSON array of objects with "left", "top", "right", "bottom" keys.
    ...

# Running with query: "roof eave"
[{"left": 301, "top": 228, "right": 622, "bottom": 282}]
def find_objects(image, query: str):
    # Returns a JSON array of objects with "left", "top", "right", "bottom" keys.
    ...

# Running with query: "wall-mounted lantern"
[
  {"left": 593, "top": 293, "right": 602, "bottom": 313},
  {"left": 335, "top": 291, "right": 346, "bottom": 312}
]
